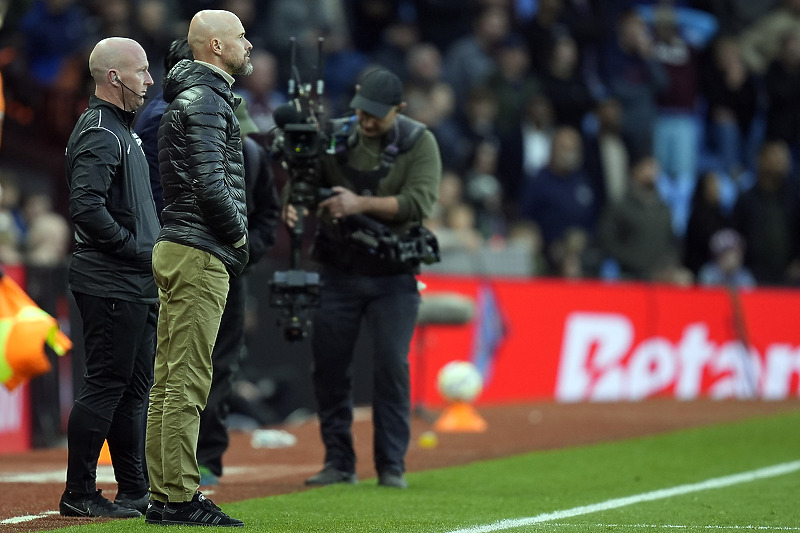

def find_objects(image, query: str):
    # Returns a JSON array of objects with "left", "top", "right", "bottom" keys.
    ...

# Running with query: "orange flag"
[{"left": 0, "top": 275, "right": 72, "bottom": 391}]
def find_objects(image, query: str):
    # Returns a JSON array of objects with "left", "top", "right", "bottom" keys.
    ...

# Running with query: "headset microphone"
[{"left": 115, "top": 74, "right": 148, "bottom": 100}]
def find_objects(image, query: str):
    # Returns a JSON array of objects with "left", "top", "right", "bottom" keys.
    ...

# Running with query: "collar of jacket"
[
  {"left": 88, "top": 95, "right": 136, "bottom": 128},
  {"left": 163, "top": 59, "right": 238, "bottom": 109}
]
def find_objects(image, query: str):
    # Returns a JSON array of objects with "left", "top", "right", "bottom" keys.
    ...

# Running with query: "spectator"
[
  {"left": 130, "top": 0, "right": 181, "bottom": 89},
  {"left": 425, "top": 168, "right": 465, "bottom": 233},
  {"left": 599, "top": 9, "right": 669, "bottom": 162},
  {"left": 694, "top": 0, "right": 779, "bottom": 37},
  {"left": 92, "top": 0, "right": 134, "bottom": 39},
  {"left": 18, "top": 0, "right": 91, "bottom": 86},
  {"left": 540, "top": 33, "right": 595, "bottom": 131},
  {"left": 497, "top": 93, "right": 556, "bottom": 213},
  {"left": 519, "top": 126, "right": 597, "bottom": 272},
  {"left": 651, "top": 4, "right": 703, "bottom": 181},
  {"left": 433, "top": 201, "right": 484, "bottom": 253},
  {"left": 348, "top": 0, "right": 404, "bottom": 54},
  {"left": 413, "top": 0, "right": 474, "bottom": 53},
  {"left": 700, "top": 36, "right": 760, "bottom": 179},
  {"left": 732, "top": 140, "right": 800, "bottom": 286},
  {"left": 370, "top": 20, "right": 421, "bottom": 83},
  {"left": 403, "top": 43, "right": 457, "bottom": 132},
  {"left": 442, "top": 4, "right": 510, "bottom": 111},
  {"left": 0, "top": 174, "right": 22, "bottom": 266},
  {"left": 584, "top": 97, "right": 630, "bottom": 210},
  {"left": 683, "top": 170, "right": 732, "bottom": 276},
  {"left": 484, "top": 33, "right": 540, "bottom": 136},
  {"left": 697, "top": 228, "right": 756, "bottom": 288},
  {"left": 24, "top": 209, "right": 70, "bottom": 268},
  {"left": 764, "top": 31, "right": 800, "bottom": 171},
  {"left": 463, "top": 138, "right": 506, "bottom": 242},
  {"left": 521, "top": 0, "right": 569, "bottom": 74},
  {"left": 262, "top": 0, "right": 348, "bottom": 89},
  {"left": 738, "top": 0, "right": 800, "bottom": 75},
  {"left": 597, "top": 155, "right": 681, "bottom": 281},
  {"left": 455, "top": 86, "right": 501, "bottom": 175}
]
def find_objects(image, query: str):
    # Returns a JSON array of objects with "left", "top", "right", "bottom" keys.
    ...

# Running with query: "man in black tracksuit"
[{"left": 60, "top": 37, "right": 158, "bottom": 518}]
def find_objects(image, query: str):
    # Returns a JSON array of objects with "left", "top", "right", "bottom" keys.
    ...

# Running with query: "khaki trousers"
[{"left": 146, "top": 241, "right": 229, "bottom": 502}]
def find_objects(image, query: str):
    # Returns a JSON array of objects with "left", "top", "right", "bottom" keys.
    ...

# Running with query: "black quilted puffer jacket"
[{"left": 157, "top": 59, "right": 249, "bottom": 276}]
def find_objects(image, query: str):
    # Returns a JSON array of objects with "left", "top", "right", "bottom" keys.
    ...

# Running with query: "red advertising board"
[
  {"left": 0, "top": 382, "right": 31, "bottom": 453},
  {"left": 411, "top": 275, "right": 800, "bottom": 407}
]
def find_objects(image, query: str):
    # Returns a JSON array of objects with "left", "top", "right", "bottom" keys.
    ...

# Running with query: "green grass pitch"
[{"left": 45, "top": 409, "right": 800, "bottom": 533}]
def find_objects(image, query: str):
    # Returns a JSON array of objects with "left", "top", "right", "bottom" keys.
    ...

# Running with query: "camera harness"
[{"left": 318, "top": 114, "right": 440, "bottom": 271}]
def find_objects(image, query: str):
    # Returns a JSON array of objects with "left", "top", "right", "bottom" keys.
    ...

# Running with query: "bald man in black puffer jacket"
[{"left": 145, "top": 9, "right": 252, "bottom": 527}]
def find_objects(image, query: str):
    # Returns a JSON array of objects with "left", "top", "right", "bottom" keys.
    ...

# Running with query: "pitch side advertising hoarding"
[
  {"left": 411, "top": 276, "right": 800, "bottom": 407},
  {"left": 0, "top": 383, "right": 30, "bottom": 453}
]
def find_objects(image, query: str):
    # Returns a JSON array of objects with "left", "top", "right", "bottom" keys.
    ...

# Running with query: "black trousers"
[
  {"left": 66, "top": 291, "right": 157, "bottom": 496},
  {"left": 196, "top": 273, "right": 248, "bottom": 477},
  {"left": 310, "top": 266, "right": 420, "bottom": 475}
]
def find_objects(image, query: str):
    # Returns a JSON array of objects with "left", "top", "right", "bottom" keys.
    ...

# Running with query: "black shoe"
[
  {"left": 59, "top": 489, "right": 142, "bottom": 518},
  {"left": 304, "top": 465, "right": 358, "bottom": 486},
  {"left": 161, "top": 491, "right": 243, "bottom": 527},
  {"left": 145, "top": 499, "right": 164, "bottom": 525},
  {"left": 114, "top": 491, "right": 149, "bottom": 514},
  {"left": 378, "top": 472, "right": 408, "bottom": 489}
]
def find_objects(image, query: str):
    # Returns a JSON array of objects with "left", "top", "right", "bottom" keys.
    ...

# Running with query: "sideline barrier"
[
  {"left": 0, "top": 382, "right": 30, "bottom": 453},
  {"left": 411, "top": 275, "right": 800, "bottom": 407}
]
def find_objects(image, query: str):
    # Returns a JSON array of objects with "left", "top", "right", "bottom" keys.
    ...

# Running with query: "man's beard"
[{"left": 233, "top": 57, "right": 253, "bottom": 76}]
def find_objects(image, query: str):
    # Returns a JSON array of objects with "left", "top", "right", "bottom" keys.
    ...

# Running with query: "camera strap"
[{"left": 330, "top": 115, "right": 427, "bottom": 195}]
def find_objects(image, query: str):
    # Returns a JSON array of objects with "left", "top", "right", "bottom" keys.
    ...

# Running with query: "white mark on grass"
[
  {"left": 549, "top": 524, "right": 800, "bottom": 531},
  {"left": 1, "top": 511, "right": 58, "bottom": 525},
  {"left": 444, "top": 460, "right": 800, "bottom": 533}
]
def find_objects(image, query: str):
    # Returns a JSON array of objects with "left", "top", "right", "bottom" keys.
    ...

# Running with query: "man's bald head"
[
  {"left": 89, "top": 37, "right": 146, "bottom": 84},
  {"left": 188, "top": 10, "right": 253, "bottom": 76},
  {"left": 88, "top": 37, "right": 153, "bottom": 111}
]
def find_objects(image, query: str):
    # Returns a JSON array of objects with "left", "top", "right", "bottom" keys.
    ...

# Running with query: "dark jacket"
[
  {"left": 132, "top": 90, "right": 168, "bottom": 219},
  {"left": 65, "top": 95, "right": 159, "bottom": 303},
  {"left": 242, "top": 136, "right": 280, "bottom": 265},
  {"left": 157, "top": 60, "right": 249, "bottom": 276}
]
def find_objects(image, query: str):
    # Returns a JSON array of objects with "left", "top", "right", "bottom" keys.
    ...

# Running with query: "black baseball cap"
[{"left": 349, "top": 68, "right": 403, "bottom": 118}]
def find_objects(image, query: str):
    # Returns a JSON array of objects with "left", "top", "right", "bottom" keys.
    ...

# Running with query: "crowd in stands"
[{"left": 2, "top": 0, "right": 800, "bottom": 288}]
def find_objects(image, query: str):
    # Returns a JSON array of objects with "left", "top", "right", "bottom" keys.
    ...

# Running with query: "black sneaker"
[
  {"left": 161, "top": 491, "right": 243, "bottom": 527},
  {"left": 114, "top": 491, "right": 149, "bottom": 514},
  {"left": 378, "top": 472, "right": 408, "bottom": 489},
  {"left": 59, "top": 489, "right": 142, "bottom": 518},
  {"left": 145, "top": 499, "right": 165, "bottom": 525},
  {"left": 305, "top": 464, "right": 358, "bottom": 486}
]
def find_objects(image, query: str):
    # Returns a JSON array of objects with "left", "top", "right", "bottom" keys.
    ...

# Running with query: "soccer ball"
[{"left": 437, "top": 361, "right": 483, "bottom": 403}]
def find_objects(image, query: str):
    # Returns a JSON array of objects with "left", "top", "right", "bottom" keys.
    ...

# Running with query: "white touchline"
[
  {"left": 443, "top": 460, "right": 800, "bottom": 533},
  {"left": 0, "top": 511, "right": 58, "bottom": 525},
  {"left": 549, "top": 524, "right": 800, "bottom": 530}
]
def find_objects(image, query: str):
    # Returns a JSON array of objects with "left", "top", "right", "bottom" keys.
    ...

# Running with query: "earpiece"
[{"left": 113, "top": 73, "right": 119, "bottom": 82}]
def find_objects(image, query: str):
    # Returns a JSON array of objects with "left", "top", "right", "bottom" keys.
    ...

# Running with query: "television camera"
[{"left": 266, "top": 37, "right": 330, "bottom": 343}]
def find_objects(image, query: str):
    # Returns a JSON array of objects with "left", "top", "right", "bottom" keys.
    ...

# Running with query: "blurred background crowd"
[
  {"left": 3, "top": 0, "right": 800, "bottom": 288},
  {"left": 4, "top": 0, "right": 800, "bottom": 446}
]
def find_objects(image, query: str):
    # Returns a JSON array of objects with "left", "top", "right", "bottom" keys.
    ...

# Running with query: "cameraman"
[{"left": 283, "top": 68, "right": 441, "bottom": 489}]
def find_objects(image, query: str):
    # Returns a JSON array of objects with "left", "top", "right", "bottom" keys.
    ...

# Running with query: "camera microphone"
[{"left": 273, "top": 103, "right": 304, "bottom": 128}]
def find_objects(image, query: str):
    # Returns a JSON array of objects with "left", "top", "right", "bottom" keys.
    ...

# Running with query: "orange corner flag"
[{"left": 0, "top": 276, "right": 72, "bottom": 391}]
